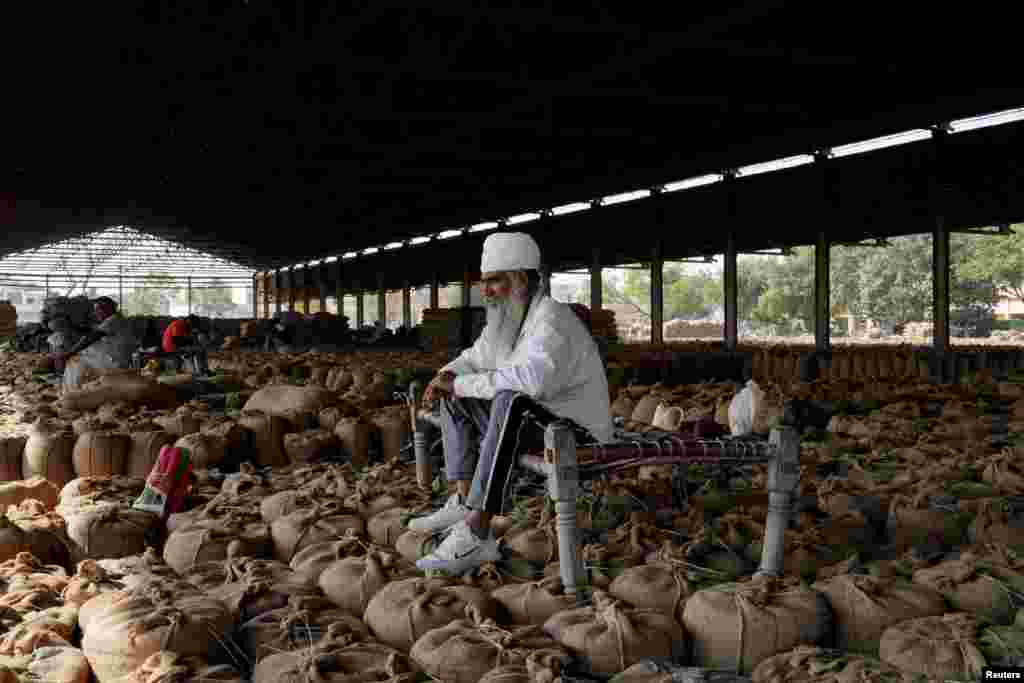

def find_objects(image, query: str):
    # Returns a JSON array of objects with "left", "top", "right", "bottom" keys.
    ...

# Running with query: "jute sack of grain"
[
  {"left": 0, "top": 438, "right": 24, "bottom": 483},
  {"left": 317, "top": 403, "right": 359, "bottom": 432},
  {"left": 982, "top": 451, "right": 1024, "bottom": 495},
  {"left": 334, "top": 416, "right": 372, "bottom": 467},
  {"left": 326, "top": 367, "right": 354, "bottom": 392},
  {"left": 172, "top": 433, "right": 228, "bottom": 470},
  {"left": 0, "top": 478, "right": 60, "bottom": 512},
  {"left": 163, "top": 519, "right": 272, "bottom": 575},
  {"left": 4, "top": 500, "right": 73, "bottom": 568},
  {"left": 878, "top": 612, "right": 987, "bottom": 681},
  {"left": 110, "top": 651, "right": 243, "bottom": 683},
  {"left": 237, "top": 410, "right": 291, "bottom": 467},
  {"left": 63, "top": 505, "right": 157, "bottom": 562},
  {"left": 478, "top": 653, "right": 564, "bottom": 683},
  {"left": 61, "top": 559, "right": 129, "bottom": 608},
  {"left": 630, "top": 394, "right": 661, "bottom": 426},
  {"left": 125, "top": 430, "right": 175, "bottom": 479},
  {"left": 372, "top": 407, "right": 411, "bottom": 462},
  {"left": 56, "top": 476, "right": 144, "bottom": 517},
  {"left": 968, "top": 497, "right": 1024, "bottom": 549},
  {"left": 886, "top": 488, "right": 973, "bottom": 552},
  {"left": 811, "top": 574, "right": 946, "bottom": 654},
  {"left": 283, "top": 429, "right": 340, "bottom": 465},
  {"left": 608, "top": 561, "right": 692, "bottom": 624},
  {"left": 503, "top": 515, "right": 559, "bottom": 565},
  {"left": 238, "top": 596, "right": 371, "bottom": 662},
  {"left": 81, "top": 577, "right": 233, "bottom": 682},
  {"left": 72, "top": 431, "right": 130, "bottom": 477},
  {"left": 252, "top": 641, "right": 419, "bottom": 683},
  {"left": 411, "top": 606, "right": 569, "bottom": 683},
  {"left": 542, "top": 591, "right": 686, "bottom": 677},
  {"left": 913, "top": 546, "right": 1024, "bottom": 625},
  {"left": 270, "top": 505, "right": 365, "bottom": 563},
  {"left": 751, "top": 645, "right": 915, "bottom": 683},
  {"left": 364, "top": 577, "right": 498, "bottom": 651},
  {"left": 367, "top": 507, "right": 423, "bottom": 547},
  {"left": 201, "top": 416, "right": 249, "bottom": 450},
  {"left": 319, "top": 549, "right": 419, "bottom": 615},
  {"left": 611, "top": 395, "right": 636, "bottom": 421},
  {"left": 0, "top": 552, "right": 70, "bottom": 594},
  {"left": 153, "top": 411, "right": 203, "bottom": 437},
  {"left": 60, "top": 373, "right": 180, "bottom": 412},
  {"left": 11, "top": 646, "right": 93, "bottom": 683},
  {"left": 0, "top": 605, "right": 78, "bottom": 655},
  {"left": 289, "top": 535, "right": 370, "bottom": 583},
  {"left": 260, "top": 489, "right": 322, "bottom": 524},
  {"left": 682, "top": 578, "right": 832, "bottom": 674},
  {"left": 23, "top": 419, "right": 76, "bottom": 490},
  {"left": 492, "top": 574, "right": 580, "bottom": 626},
  {"left": 243, "top": 385, "right": 337, "bottom": 420},
  {"left": 188, "top": 558, "right": 321, "bottom": 624}
]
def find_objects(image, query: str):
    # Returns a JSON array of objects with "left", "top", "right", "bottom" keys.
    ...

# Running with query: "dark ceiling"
[{"left": 3, "top": 2, "right": 1023, "bottom": 277}]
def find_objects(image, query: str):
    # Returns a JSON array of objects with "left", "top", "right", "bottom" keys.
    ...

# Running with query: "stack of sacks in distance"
[{"left": 0, "top": 346, "right": 1022, "bottom": 680}]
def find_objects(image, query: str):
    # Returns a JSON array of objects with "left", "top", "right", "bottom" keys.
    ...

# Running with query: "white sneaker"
[
  {"left": 416, "top": 520, "right": 502, "bottom": 575},
  {"left": 406, "top": 493, "right": 470, "bottom": 533}
]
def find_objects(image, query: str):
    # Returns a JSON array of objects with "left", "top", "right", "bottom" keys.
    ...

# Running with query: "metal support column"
[
  {"left": 430, "top": 274, "right": 440, "bottom": 309},
  {"left": 402, "top": 284, "right": 412, "bottom": 327},
  {"left": 815, "top": 231, "right": 830, "bottom": 352},
  {"left": 118, "top": 267, "right": 123, "bottom": 307},
  {"left": 274, "top": 271, "right": 282, "bottom": 316},
  {"left": 462, "top": 267, "right": 472, "bottom": 308},
  {"left": 252, "top": 274, "right": 258, "bottom": 318},
  {"left": 723, "top": 175, "right": 739, "bottom": 352},
  {"left": 287, "top": 269, "right": 296, "bottom": 313},
  {"left": 44, "top": 274, "right": 49, "bottom": 300},
  {"left": 187, "top": 276, "right": 192, "bottom": 315},
  {"left": 378, "top": 275, "right": 387, "bottom": 326},
  {"left": 590, "top": 247, "right": 602, "bottom": 311},
  {"left": 356, "top": 290, "right": 364, "bottom": 328},
  {"left": 933, "top": 217, "right": 951, "bottom": 356},
  {"left": 318, "top": 265, "right": 327, "bottom": 312},
  {"left": 651, "top": 242, "right": 664, "bottom": 346},
  {"left": 334, "top": 260, "right": 344, "bottom": 316},
  {"left": 302, "top": 266, "right": 311, "bottom": 314}
]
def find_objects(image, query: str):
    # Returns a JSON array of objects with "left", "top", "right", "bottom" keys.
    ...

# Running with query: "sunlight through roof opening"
[
  {"left": 550, "top": 201, "right": 590, "bottom": 216},
  {"left": 949, "top": 106, "right": 1024, "bottom": 133},
  {"left": 506, "top": 212, "right": 541, "bottom": 225},
  {"left": 736, "top": 154, "right": 815, "bottom": 178},
  {"left": 600, "top": 189, "right": 651, "bottom": 205},
  {"left": 662, "top": 174, "right": 723, "bottom": 192},
  {"left": 830, "top": 129, "right": 933, "bottom": 158}
]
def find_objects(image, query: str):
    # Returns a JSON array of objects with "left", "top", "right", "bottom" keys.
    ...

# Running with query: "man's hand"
[{"left": 423, "top": 371, "right": 456, "bottom": 405}]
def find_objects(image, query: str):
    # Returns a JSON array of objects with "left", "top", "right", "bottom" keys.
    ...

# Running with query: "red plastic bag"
[{"left": 133, "top": 445, "right": 193, "bottom": 520}]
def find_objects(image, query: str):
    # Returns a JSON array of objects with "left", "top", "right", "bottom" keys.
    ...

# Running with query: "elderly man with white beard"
[{"left": 410, "top": 232, "right": 613, "bottom": 575}]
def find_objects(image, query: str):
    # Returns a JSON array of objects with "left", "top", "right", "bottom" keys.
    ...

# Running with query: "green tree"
[
  {"left": 124, "top": 273, "right": 178, "bottom": 316},
  {"left": 183, "top": 278, "right": 236, "bottom": 317},
  {"left": 955, "top": 225, "right": 1024, "bottom": 302},
  {"left": 749, "top": 248, "right": 816, "bottom": 330}
]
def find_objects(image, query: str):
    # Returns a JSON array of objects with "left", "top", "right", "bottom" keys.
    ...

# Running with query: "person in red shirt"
[{"left": 161, "top": 315, "right": 200, "bottom": 353}]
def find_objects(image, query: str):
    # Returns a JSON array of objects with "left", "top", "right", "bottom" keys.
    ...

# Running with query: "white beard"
[{"left": 482, "top": 296, "right": 528, "bottom": 361}]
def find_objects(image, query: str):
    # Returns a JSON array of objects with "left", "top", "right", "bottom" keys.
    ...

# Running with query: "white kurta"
[
  {"left": 62, "top": 314, "right": 140, "bottom": 391},
  {"left": 442, "top": 293, "right": 614, "bottom": 444}
]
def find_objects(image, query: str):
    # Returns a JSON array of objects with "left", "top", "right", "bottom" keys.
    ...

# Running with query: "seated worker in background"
[
  {"left": 53, "top": 297, "right": 140, "bottom": 392},
  {"left": 162, "top": 314, "right": 202, "bottom": 353},
  {"left": 410, "top": 232, "right": 613, "bottom": 575}
]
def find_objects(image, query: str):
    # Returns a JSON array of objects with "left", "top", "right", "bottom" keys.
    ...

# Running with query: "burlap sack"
[
  {"left": 238, "top": 410, "right": 291, "bottom": 467},
  {"left": 289, "top": 534, "right": 368, "bottom": 583},
  {"left": 283, "top": 429, "right": 340, "bottom": 465},
  {"left": 61, "top": 560, "right": 128, "bottom": 608},
  {"left": 492, "top": 574, "right": 580, "bottom": 626},
  {"left": 63, "top": 505, "right": 156, "bottom": 562},
  {"left": 878, "top": 612, "right": 987, "bottom": 681},
  {"left": 319, "top": 549, "right": 418, "bottom": 616},
  {"left": 72, "top": 431, "right": 130, "bottom": 478},
  {"left": 237, "top": 596, "right": 371, "bottom": 662},
  {"left": 478, "top": 654, "right": 564, "bottom": 683},
  {"left": 163, "top": 520, "right": 272, "bottom": 575},
  {"left": 14, "top": 646, "right": 92, "bottom": 683},
  {"left": 0, "top": 552, "right": 70, "bottom": 594},
  {"left": 682, "top": 578, "right": 831, "bottom": 674},
  {"left": 364, "top": 577, "right": 498, "bottom": 651},
  {"left": 125, "top": 431, "right": 176, "bottom": 479},
  {"left": 252, "top": 642, "right": 419, "bottom": 683},
  {"left": 109, "top": 651, "right": 244, "bottom": 683},
  {"left": 59, "top": 374, "right": 180, "bottom": 413},
  {"left": 542, "top": 592, "right": 685, "bottom": 676},
  {"left": 80, "top": 577, "right": 233, "bottom": 683},
  {"left": 811, "top": 574, "right": 946, "bottom": 653},
  {"left": 367, "top": 507, "right": 418, "bottom": 547},
  {"left": 887, "top": 488, "right": 972, "bottom": 551},
  {"left": 0, "top": 605, "right": 77, "bottom": 655},
  {"left": 608, "top": 562, "right": 691, "bottom": 623},
  {"left": 751, "top": 645, "right": 915, "bottom": 683},
  {"left": 913, "top": 548, "right": 1024, "bottom": 625},
  {"left": 3, "top": 501, "right": 73, "bottom": 569},
  {"left": 969, "top": 498, "right": 1024, "bottom": 547},
  {"left": 344, "top": 480, "right": 421, "bottom": 519},
  {"left": 260, "top": 489, "right": 319, "bottom": 524},
  {"left": 153, "top": 412, "right": 203, "bottom": 437},
  {"left": 395, "top": 529, "right": 443, "bottom": 565},
  {"left": 0, "top": 437, "right": 24, "bottom": 483},
  {"left": 504, "top": 521, "right": 559, "bottom": 564},
  {"left": 411, "top": 606, "right": 569, "bottom": 683},
  {"left": 270, "top": 506, "right": 365, "bottom": 563},
  {"left": 0, "top": 477, "right": 60, "bottom": 512},
  {"left": 172, "top": 433, "right": 228, "bottom": 470}
]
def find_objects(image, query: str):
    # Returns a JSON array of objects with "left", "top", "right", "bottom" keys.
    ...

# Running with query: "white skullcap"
[{"left": 480, "top": 232, "right": 542, "bottom": 274}]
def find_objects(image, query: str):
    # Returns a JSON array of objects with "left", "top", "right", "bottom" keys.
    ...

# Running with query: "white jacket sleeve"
[
  {"left": 440, "top": 333, "right": 487, "bottom": 376},
  {"left": 454, "top": 318, "right": 571, "bottom": 401}
]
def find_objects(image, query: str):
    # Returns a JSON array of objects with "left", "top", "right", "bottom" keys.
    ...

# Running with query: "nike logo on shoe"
[{"left": 453, "top": 544, "right": 481, "bottom": 560}]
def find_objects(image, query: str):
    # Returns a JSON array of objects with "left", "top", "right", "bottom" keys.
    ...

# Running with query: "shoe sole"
[{"left": 416, "top": 547, "right": 502, "bottom": 574}]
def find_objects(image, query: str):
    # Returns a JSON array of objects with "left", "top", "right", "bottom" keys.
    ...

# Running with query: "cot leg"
[
  {"left": 545, "top": 421, "right": 588, "bottom": 604},
  {"left": 757, "top": 425, "right": 801, "bottom": 578}
]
